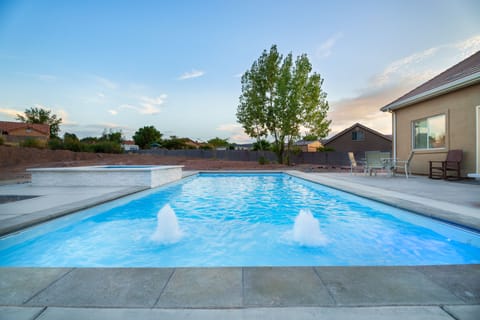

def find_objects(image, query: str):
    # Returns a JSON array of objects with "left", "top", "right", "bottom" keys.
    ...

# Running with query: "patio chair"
[
  {"left": 429, "top": 149, "right": 463, "bottom": 180},
  {"left": 348, "top": 152, "right": 365, "bottom": 175},
  {"left": 365, "top": 151, "right": 390, "bottom": 176},
  {"left": 383, "top": 151, "right": 414, "bottom": 178}
]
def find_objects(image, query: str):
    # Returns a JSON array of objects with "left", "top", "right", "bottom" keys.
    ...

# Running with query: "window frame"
[
  {"left": 411, "top": 113, "right": 446, "bottom": 151},
  {"left": 351, "top": 130, "right": 365, "bottom": 141}
]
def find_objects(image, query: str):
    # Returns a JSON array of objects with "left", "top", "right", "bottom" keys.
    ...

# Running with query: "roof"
[
  {"left": 293, "top": 140, "right": 321, "bottom": 146},
  {"left": 381, "top": 51, "right": 480, "bottom": 112},
  {"left": 0, "top": 121, "right": 50, "bottom": 136},
  {"left": 323, "top": 123, "right": 392, "bottom": 145}
]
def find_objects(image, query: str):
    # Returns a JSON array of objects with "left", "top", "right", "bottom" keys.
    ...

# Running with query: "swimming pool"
[{"left": 1, "top": 173, "right": 479, "bottom": 266}]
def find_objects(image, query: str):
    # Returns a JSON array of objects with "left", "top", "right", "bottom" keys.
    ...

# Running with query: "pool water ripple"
[{"left": 0, "top": 173, "right": 479, "bottom": 267}]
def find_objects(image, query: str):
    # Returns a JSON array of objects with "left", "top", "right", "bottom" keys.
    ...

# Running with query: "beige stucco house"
[{"left": 381, "top": 51, "right": 480, "bottom": 177}]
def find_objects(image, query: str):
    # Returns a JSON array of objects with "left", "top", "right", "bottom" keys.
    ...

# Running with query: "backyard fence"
[{"left": 134, "top": 149, "right": 364, "bottom": 167}]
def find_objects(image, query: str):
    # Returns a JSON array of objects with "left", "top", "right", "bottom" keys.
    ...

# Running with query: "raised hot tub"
[{"left": 27, "top": 165, "right": 184, "bottom": 188}]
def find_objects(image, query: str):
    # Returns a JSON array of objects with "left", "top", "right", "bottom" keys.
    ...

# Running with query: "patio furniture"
[
  {"left": 348, "top": 152, "right": 365, "bottom": 175},
  {"left": 365, "top": 151, "right": 391, "bottom": 176},
  {"left": 429, "top": 149, "right": 463, "bottom": 180},
  {"left": 382, "top": 151, "right": 414, "bottom": 178}
]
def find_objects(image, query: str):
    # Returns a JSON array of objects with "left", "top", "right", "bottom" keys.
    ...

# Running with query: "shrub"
[
  {"left": 21, "top": 138, "right": 46, "bottom": 149},
  {"left": 0, "top": 136, "right": 4, "bottom": 145},
  {"left": 91, "top": 141, "right": 123, "bottom": 154},
  {"left": 48, "top": 138, "right": 64, "bottom": 150},
  {"left": 258, "top": 156, "right": 269, "bottom": 165}
]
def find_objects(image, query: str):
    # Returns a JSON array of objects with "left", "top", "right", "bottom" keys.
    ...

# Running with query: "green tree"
[
  {"left": 207, "top": 137, "right": 229, "bottom": 149},
  {"left": 252, "top": 139, "right": 271, "bottom": 151},
  {"left": 303, "top": 134, "right": 319, "bottom": 141},
  {"left": 101, "top": 129, "right": 123, "bottom": 144},
  {"left": 161, "top": 136, "right": 187, "bottom": 150},
  {"left": 237, "top": 45, "right": 330, "bottom": 164},
  {"left": 133, "top": 125, "right": 162, "bottom": 149},
  {"left": 16, "top": 107, "right": 62, "bottom": 138}
]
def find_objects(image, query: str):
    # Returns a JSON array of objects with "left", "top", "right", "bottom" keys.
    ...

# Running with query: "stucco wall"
[{"left": 393, "top": 83, "right": 480, "bottom": 176}]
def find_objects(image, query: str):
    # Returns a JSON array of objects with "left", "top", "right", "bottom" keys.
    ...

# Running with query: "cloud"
[
  {"left": 16, "top": 72, "right": 57, "bottom": 81},
  {"left": 120, "top": 94, "right": 167, "bottom": 115},
  {"left": 316, "top": 33, "right": 343, "bottom": 58},
  {"left": 55, "top": 108, "right": 76, "bottom": 126},
  {"left": 93, "top": 75, "right": 118, "bottom": 89},
  {"left": 453, "top": 34, "right": 480, "bottom": 59},
  {"left": 326, "top": 34, "right": 480, "bottom": 137},
  {"left": 216, "top": 123, "right": 252, "bottom": 143},
  {"left": 0, "top": 107, "right": 22, "bottom": 119},
  {"left": 108, "top": 110, "right": 118, "bottom": 115},
  {"left": 371, "top": 47, "right": 439, "bottom": 88},
  {"left": 178, "top": 69, "right": 205, "bottom": 80}
]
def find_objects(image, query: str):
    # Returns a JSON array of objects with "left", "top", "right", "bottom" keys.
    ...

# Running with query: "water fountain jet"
[
  {"left": 151, "top": 204, "right": 182, "bottom": 244},
  {"left": 292, "top": 209, "right": 328, "bottom": 246}
]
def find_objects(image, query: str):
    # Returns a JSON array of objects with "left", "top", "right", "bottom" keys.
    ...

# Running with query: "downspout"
[{"left": 392, "top": 110, "right": 396, "bottom": 160}]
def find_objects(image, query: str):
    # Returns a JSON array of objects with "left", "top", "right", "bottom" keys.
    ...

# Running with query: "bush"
[
  {"left": 48, "top": 138, "right": 64, "bottom": 150},
  {"left": 0, "top": 136, "right": 4, "bottom": 145},
  {"left": 91, "top": 141, "right": 123, "bottom": 154},
  {"left": 21, "top": 138, "right": 47, "bottom": 149},
  {"left": 258, "top": 156, "right": 269, "bottom": 165}
]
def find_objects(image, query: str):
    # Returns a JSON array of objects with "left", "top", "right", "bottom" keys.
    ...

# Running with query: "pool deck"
[{"left": 0, "top": 171, "right": 479, "bottom": 319}]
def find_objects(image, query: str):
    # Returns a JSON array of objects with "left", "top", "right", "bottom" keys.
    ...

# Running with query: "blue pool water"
[{"left": 1, "top": 173, "right": 479, "bottom": 267}]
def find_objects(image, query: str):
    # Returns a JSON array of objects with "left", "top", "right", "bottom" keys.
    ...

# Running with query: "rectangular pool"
[{"left": 1, "top": 173, "right": 479, "bottom": 267}]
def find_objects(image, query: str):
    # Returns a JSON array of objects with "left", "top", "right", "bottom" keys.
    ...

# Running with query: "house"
[
  {"left": 234, "top": 143, "right": 254, "bottom": 150},
  {"left": 293, "top": 140, "right": 322, "bottom": 152},
  {"left": 381, "top": 51, "right": 480, "bottom": 177},
  {"left": 121, "top": 140, "right": 139, "bottom": 151},
  {"left": 0, "top": 121, "right": 50, "bottom": 143},
  {"left": 322, "top": 123, "right": 392, "bottom": 153}
]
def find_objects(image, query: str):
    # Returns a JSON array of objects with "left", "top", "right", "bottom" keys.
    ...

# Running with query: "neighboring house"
[
  {"left": 234, "top": 143, "right": 254, "bottom": 150},
  {"left": 293, "top": 140, "right": 322, "bottom": 152},
  {"left": 121, "top": 140, "right": 140, "bottom": 151},
  {"left": 0, "top": 121, "right": 50, "bottom": 143},
  {"left": 381, "top": 50, "right": 480, "bottom": 177},
  {"left": 323, "top": 123, "right": 392, "bottom": 153}
]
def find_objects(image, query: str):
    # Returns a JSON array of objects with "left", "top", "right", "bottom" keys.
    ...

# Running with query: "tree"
[
  {"left": 303, "top": 134, "right": 319, "bottom": 141},
  {"left": 133, "top": 125, "right": 162, "bottom": 149},
  {"left": 16, "top": 107, "right": 62, "bottom": 138},
  {"left": 161, "top": 136, "right": 187, "bottom": 150},
  {"left": 101, "top": 128, "right": 123, "bottom": 144},
  {"left": 237, "top": 45, "right": 330, "bottom": 164},
  {"left": 207, "top": 137, "right": 229, "bottom": 149},
  {"left": 252, "top": 139, "right": 271, "bottom": 151}
]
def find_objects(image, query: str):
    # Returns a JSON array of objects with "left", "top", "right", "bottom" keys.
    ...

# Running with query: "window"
[
  {"left": 412, "top": 114, "right": 445, "bottom": 150},
  {"left": 352, "top": 130, "right": 364, "bottom": 141}
]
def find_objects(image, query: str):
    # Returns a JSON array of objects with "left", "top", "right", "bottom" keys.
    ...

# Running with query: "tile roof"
[
  {"left": 381, "top": 50, "right": 480, "bottom": 111},
  {"left": 0, "top": 121, "right": 50, "bottom": 136}
]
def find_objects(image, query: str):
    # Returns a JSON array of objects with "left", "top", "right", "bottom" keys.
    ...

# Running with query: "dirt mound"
[{"left": 0, "top": 146, "right": 291, "bottom": 182}]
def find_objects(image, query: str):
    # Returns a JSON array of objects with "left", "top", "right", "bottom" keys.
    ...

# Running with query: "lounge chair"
[
  {"left": 365, "top": 151, "right": 390, "bottom": 176},
  {"left": 429, "top": 149, "right": 463, "bottom": 180},
  {"left": 348, "top": 152, "right": 365, "bottom": 175}
]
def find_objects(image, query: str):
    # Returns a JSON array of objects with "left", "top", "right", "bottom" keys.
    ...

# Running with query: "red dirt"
[{"left": 1, "top": 145, "right": 307, "bottom": 182}]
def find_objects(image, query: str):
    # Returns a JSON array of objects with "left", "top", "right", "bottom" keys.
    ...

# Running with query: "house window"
[
  {"left": 352, "top": 130, "right": 364, "bottom": 141},
  {"left": 412, "top": 114, "right": 446, "bottom": 150}
]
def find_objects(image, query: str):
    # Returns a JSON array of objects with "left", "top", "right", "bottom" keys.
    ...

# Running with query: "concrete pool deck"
[{"left": 0, "top": 171, "right": 479, "bottom": 319}]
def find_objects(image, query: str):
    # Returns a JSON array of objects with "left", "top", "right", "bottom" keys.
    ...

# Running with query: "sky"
[{"left": 1, "top": 0, "right": 479, "bottom": 143}]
